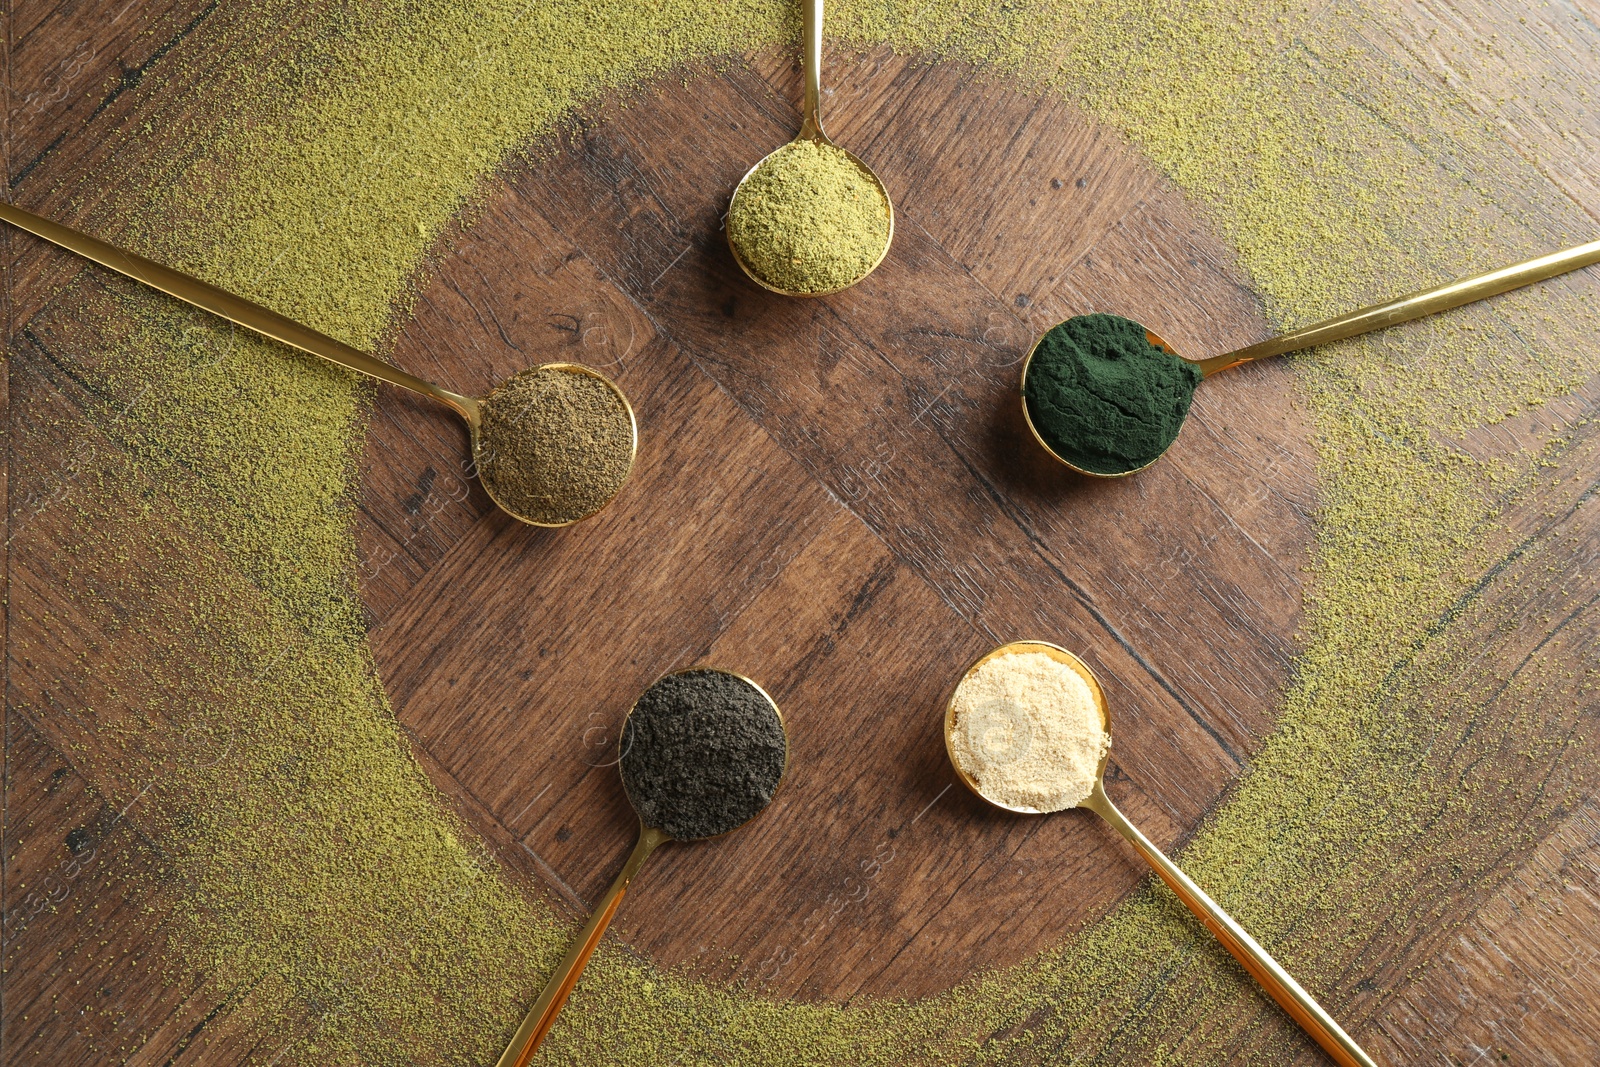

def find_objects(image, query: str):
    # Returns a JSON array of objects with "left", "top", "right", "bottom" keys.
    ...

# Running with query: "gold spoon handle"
[
  {"left": 1194, "top": 238, "right": 1600, "bottom": 377},
  {"left": 495, "top": 825, "right": 669, "bottom": 1067},
  {"left": 1082, "top": 783, "right": 1378, "bottom": 1067},
  {"left": 0, "top": 202, "right": 478, "bottom": 422},
  {"left": 799, "top": 0, "right": 825, "bottom": 140}
]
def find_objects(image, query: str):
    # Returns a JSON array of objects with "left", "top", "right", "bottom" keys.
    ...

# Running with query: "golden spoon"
[
  {"left": 1022, "top": 239, "right": 1600, "bottom": 476},
  {"left": 726, "top": 0, "right": 894, "bottom": 296},
  {"left": 496, "top": 667, "right": 787, "bottom": 1067},
  {"left": 0, "top": 202, "right": 637, "bottom": 527},
  {"left": 945, "top": 640, "right": 1378, "bottom": 1067}
]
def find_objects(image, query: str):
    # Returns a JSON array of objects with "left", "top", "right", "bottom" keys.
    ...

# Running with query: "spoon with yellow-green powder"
[
  {"left": 945, "top": 640, "right": 1379, "bottom": 1067},
  {"left": 726, "top": 0, "right": 894, "bottom": 296},
  {"left": 0, "top": 203, "right": 637, "bottom": 527},
  {"left": 1022, "top": 239, "right": 1600, "bottom": 477}
]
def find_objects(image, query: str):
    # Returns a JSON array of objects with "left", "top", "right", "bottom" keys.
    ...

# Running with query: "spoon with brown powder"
[
  {"left": 945, "top": 640, "right": 1378, "bottom": 1067},
  {"left": 0, "top": 202, "right": 637, "bottom": 527}
]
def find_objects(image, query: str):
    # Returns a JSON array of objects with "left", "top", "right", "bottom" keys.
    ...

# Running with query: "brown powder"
[{"left": 476, "top": 365, "right": 635, "bottom": 526}]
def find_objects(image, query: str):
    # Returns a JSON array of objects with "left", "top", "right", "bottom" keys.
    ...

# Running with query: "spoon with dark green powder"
[
  {"left": 0, "top": 202, "right": 638, "bottom": 526},
  {"left": 1022, "top": 240, "right": 1600, "bottom": 476},
  {"left": 496, "top": 668, "right": 787, "bottom": 1067},
  {"left": 726, "top": 0, "right": 893, "bottom": 296}
]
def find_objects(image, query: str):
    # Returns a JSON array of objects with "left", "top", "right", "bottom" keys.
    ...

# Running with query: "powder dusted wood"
[
  {"left": 18, "top": 9, "right": 1600, "bottom": 1066},
  {"left": 949, "top": 651, "right": 1109, "bottom": 812},
  {"left": 8, "top": 35, "right": 1303, "bottom": 1044}
]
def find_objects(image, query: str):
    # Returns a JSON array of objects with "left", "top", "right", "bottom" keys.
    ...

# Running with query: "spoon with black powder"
[
  {"left": 495, "top": 667, "right": 788, "bottom": 1067},
  {"left": 1021, "top": 239, "right": 1600, "bottom": 477},
  {"left": 0, "top": 203, "right": 636, "bottom": 527}
]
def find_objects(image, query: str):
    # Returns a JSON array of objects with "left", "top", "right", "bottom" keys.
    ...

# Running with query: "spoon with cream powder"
[
  {"left": 1021, "top": 239, "right": 1600, "bottom": 477},
  {"left": 725, "top": 0, "right": 894, "bottom": 296},
  {"left": 496, "top": 667, "right": 787, "bottom": 1067},
  {"left": 945, "top": 640, "right": 1378, "bottom": 1067},
  {"left": 0, "top": 202, "right": 636, "bottom": 527}
]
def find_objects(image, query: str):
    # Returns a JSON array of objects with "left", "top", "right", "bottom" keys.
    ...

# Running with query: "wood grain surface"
[{"left": 5, "top": 1, "right": 1600, "bottom": 1064}]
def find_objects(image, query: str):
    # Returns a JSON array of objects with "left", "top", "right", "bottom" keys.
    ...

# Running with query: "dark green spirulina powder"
[
  {"left": 1022, "top": 313, "right": 1202, "bottom": 475},
  {"left": 619, "top": 669, "right": 787, "bottom": 841}
]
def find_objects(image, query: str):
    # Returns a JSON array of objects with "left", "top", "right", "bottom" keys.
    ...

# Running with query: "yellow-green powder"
[{"left": 727, "top": 138, "right": 892, "bottom": 293}]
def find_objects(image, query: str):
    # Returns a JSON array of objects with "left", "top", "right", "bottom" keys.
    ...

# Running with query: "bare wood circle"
[{"left": 361, "top": 49, "right": 1310, "bottom": 1002}]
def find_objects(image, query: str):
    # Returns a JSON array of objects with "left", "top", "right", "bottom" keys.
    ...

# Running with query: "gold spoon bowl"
[
  {"left": 1023, "top": 238, "right": 1600, "bottom": 477},
  {"left": 0, "top": 202, "right": 637, "bottom": 527},
  {"left": 945, "top": 640, "right": 1379, "bottom": 1067},
  {"left": 726, "top": 0, "right": 894, "bottom": 297}
]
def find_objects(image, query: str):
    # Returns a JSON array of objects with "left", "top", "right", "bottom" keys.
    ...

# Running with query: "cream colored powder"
[{"left": 950, "top": 651, "right": 1110, "bottom": 812}]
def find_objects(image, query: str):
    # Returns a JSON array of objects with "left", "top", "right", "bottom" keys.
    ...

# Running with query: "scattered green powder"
[
  {"left": 12, "top": 391, "right": 554, "bottom": 1063},
  {"left": 1022, "top": 313, "right": 1201, "bottom": 475},
  {"left": 476, "top": 365, "right": 635, "bottom": 526},
  {"left": 726, "top": 139, "right": 892, "bottom": 294},
  {"left": 21, "top": 0, "right": 1600, "bottom": 1063}
]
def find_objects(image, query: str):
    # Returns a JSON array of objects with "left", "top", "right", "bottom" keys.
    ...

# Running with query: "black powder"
[{"left": 619, "top": 669, "right": 787, "bottom": 841}]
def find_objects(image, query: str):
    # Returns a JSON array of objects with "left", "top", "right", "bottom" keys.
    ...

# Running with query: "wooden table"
[{"left": 5, "top": 2, "right": 1599, "bottom": 1064}]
